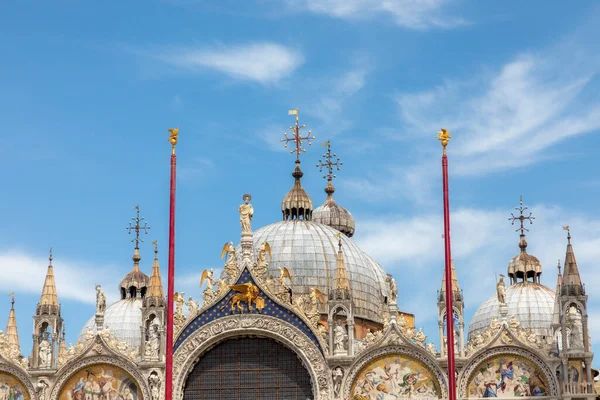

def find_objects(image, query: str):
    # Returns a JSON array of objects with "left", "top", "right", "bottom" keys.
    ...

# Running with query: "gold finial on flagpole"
[
  {"left": 168, "top": 128, "right": 179, "bottom": 155},
  {"left": 437, "top": 129, "right": 451, "bottom": 155}
]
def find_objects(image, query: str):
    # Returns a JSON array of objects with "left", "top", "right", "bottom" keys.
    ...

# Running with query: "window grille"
[{"left": 184, "top": 337, "right": 313, "bottom": 400}]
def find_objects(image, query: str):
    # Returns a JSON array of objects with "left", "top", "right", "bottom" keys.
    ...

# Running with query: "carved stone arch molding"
[
  {"left": 457, "top": 346, "right": 559, "bottom": 398},
  {"left": 49, "top": 355, "right": 150, "bottom": 400},
  {"left": 343, "top": 345, "right": 449, "bottom": 400},
  {"left": 0, "top": 357, "right": 36, "bottom": 400},
  {"left": 329, "top": 303, "right": 350, "bottom": 319},
  {"left": 172, "top": 314, "right": 331, "bottom": 400}
]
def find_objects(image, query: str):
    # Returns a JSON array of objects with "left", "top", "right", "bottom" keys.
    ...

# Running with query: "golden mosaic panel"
[
  {"left": 467, "top": 354, "right": 548, "bottom": 398},
  {"left": 59, "top": 364, "right": 141, "bottom": 400},
  {"left": 0, "top": 372, "right": 30, "bottom": 400},
  {"left": 351, "top": 354, "right": 440, "bottom": 399}
]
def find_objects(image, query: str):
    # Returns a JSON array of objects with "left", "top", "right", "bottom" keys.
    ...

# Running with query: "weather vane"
[
  {"left": 437, "top": 129, "right": 451, "bottom": 154},
  {"left": 281, "top": 109, "right": 315, "bottom": 161},
  {"left": 316, "top": 140, "right": 342, "bottom": 181},
  {"left": 127, "top": 205, "right": 151, "bottom": 248},
  {"left": 508, "top": 195, "right": 535, "bottom": 235}
]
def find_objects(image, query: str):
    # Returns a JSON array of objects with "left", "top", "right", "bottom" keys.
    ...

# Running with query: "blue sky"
[{"left": 1, "top": 0, "right": 600, "bottom": 364}]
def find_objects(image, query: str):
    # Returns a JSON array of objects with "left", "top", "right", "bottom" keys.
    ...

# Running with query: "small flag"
[
  {"left": 8, "top": 292, "right": 14, "bottom": 297},
  {"left": 563, "top": 225, "right": 570, "bottom": 231},
  {"left": 288, "top": 109, "right": 298, "bottom": 115},
  {"left": 322, "top": 140, "right": 330, "bottom": 147}
]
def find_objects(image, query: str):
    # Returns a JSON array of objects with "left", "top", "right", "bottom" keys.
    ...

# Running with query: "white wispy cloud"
[
  {"left": 285, "top": 0, "right": 467, "bottom": 30},
  {"left": 179, "top": 157, "right": 215, "bottom": 181},
  {"left": 354, "top": 203, "right": 600, "bottom": 343},
  {"left": 146, "top": 42, "right": 304, "bottom": 85},
  {"left": 0, "top": 251, "right": 122, "bottom": 305}
]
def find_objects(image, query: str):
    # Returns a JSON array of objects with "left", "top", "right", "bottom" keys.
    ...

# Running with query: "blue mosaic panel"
[{"left": 174, "top": 269, "right": 323, "bottom": 353}]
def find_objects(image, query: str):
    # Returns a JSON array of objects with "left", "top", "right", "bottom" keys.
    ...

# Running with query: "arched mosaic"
[
  {"left": 349, "top": 353, "right": 441, "bottom": 399},
  {"left": 465, "top": 354, "right": 549, "bottom": 398},
  {"left": 58, "top": 363, "right": 142, "bottom": 400},
  {"left": 0, "top": 371, "right": 30, "bottom": 400}
]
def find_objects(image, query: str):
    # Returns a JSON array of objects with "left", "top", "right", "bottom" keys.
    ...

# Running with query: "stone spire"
[
  {"left": 439, "top": 260, "right": 462, "bottom": 301},
  {"left": 333, "top": 233, "right": 350, "bottom": 292},
  {"left": 551, "top": 260, "right": 562, "bottom": 327},
  {"left": 38, "top": 248, "right": 60, "bottom": 315},
  {"left": 146, "top": 241, "right": 165, "bottom": 300},
  {"left": 5, "top": 294, "right": 20, "bottom": 354},
  {"left": 561, "top": 227, "right": 584, "bottom": 296},
  {"left": 280, "top": 109, "right": 314, "bottom": 221},
  {"left": 313, "top": 141, "right": 355, "bottom": 237}
]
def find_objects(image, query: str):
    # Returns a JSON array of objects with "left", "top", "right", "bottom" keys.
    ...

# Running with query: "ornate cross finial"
[
  {"left": 281, "top": 109, "right": 315, "bottom": 161},
  {"left": 509, "top": 195, "right": 535, "bottom": 235},
  {"left": 127, "top": 205, "right": 150, "bottom": 248},
  {"left": 49, "top": 247, "right": 53, "bottom": 266},
  {"left": 317, "top": 140, "right": 342, "bottom": 181}
]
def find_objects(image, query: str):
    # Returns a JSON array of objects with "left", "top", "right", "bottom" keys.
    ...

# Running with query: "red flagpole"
[
  {"left": 165, "top": 129, "right": 178, "bottom": 400},
  {"left": 440, "top": 129, "right": 456, "bottom": 400}
]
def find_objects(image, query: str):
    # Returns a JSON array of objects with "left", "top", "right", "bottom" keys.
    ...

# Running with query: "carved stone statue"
[
  {"left": 427, "top": 342, "right": 436, "bottom": 355},
  {"left": 255, "top": 241, "right": 271, "bottom": 277},
  {"left": 239, "top": 194, "right": 254, "bottom": 234},
  {"left": 149, "top": 373, "right": 161, "bottom": 400},
  {"left": 496, "top": 275, "right": 507, "bottom": 305},
  {"left": 569, "top": 321, "right": 583, "bottom": 349},
  {"left": 332, "top": 367, "right": 343, "bottom": 397},
  {"left": 386, "top": 275, "right": 398, "bottom": 303},
  {"left": 145, "top": 324, "right": 160, "bottom": 359},
  {"left": 333, "top": 321, "right": 347, "bottom": 354},
  {"left": 38, "top": 338, "right": 52, "bottom": 368},
  {"left": 398, "top": 314, "right": 406, "bottom": 327},
  {"left": 415, "top": 328, "right": 427, "bottom": 346},
  {"left": 95, "top": 285, "right": 106, "bottom": 314},
  {"left": 489, "top": 316, "right": 500, "bottom": 330},
  {"left": 186, "top": 296, "right": 199, "bottom": 317},
  {"left": 36, "top": 380, "right": 49, "bottom": 400},
  {"left": 173, "top": 292, "right": 186, "bottom": 330},
  {"left": 364, "top": 329, "right": 375, "bottom": 344},
  {"left": 509, "top": 315, "right": 520, "bottom": 330}
]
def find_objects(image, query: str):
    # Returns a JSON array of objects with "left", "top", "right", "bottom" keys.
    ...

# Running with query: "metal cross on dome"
[
  {"left": 508, "top": 195, "right": 535, "bottom": 235},
  {"left": 127, "top": 205, "right": 151, "bottom": 248},
  {"left": 316, "top": 140, "right": 342, "bottom": 181},
  {"left": 281, "top": 109, "right": 315, "bottom": 161}
]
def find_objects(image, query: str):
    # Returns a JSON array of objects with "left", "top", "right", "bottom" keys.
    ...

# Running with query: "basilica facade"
[{"left": 0, "top": 120, "right": 596, "bottom": 400}]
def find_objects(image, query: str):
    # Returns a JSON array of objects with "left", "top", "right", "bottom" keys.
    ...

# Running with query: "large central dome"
[{"left": 250, "top": 220, "right": 389, "bottom": 322}]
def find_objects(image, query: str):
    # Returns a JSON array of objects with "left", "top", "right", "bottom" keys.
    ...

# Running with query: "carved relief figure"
[
  {"left": 36, "top": 380, "right": 48, "bottom": 400},
  {"left": 148, "top": 373, "right": 161, "bottom": 400},
  {"left": 255, "top": 241, "right": 271, "bottom": 277},
  {"left": 332, "top": 367, "right": 343, "bottom": 397},
  {"left": 186, "top": 297, "right": 199, "bottom": 318},
  {"left": 239, "top": 194, "right": 254, "bottom": 234},
  {"left": 145, "top": 324, "right": 160, "bottom": 359},
  {"left": 96, "top": 285, "right": 106, "bottom": 314},
  {"left": 387, "top": 275, "right": 398, "bottom": 303},
  {"left": 38, "top": 338, "right": 52, "bottom": 368}
]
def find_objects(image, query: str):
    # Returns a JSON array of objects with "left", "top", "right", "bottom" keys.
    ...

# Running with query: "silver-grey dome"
[
  {"left": 313, "top": 200, "right": 355, "bottom": 238},
  {"left": 468, "top": 282, "right": 555, "bottom": 340},
  {"left": 247, "top": 220, "right": 388, "bottom": 322},
  {"left": 79, "top": 299, "right": 142, "bottom": 349}
]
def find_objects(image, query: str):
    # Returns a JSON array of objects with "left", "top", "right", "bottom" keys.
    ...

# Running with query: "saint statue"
[
  {"left": 38, "top": 338, "right": 52, "bottom": 368},
  {"left": 332, "top": 367, "right": 343, "bottom": 397},
  {"left": 496, "top": 275, "right": 507, "bottom": 305},
  {"left": 186, "top": 296, "right": 199, "bottom": 317},
  {"left": 149, "top": 373, "right": 162, "bottom": 400},
  {"left": 36, "top": 380, "right": 48, "bottom": 400},
  {"left": 386, "top": 275, "right": 398, "bottom": 304},
  {"left": 221, "top": 242, "right": 239, "bottom": 281},
  {"left": 239, "top": 194, "right": 254, "bottom": 234},
  {"left": 415, "top": 328, "right": 427, "bottom": 346},
  {"left": 96, "top": 285, "right": 106, "bottom": 315},
  {"left": 333, "top": 320, "right": 347, "bottom": 354},
  {"left": 145, "top": 324, "right": 160, "bottom": 359}
]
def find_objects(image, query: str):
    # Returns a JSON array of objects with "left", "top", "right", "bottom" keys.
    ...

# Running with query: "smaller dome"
[
  {"left": 282, "top": 161, "right": 313, "bottom": 221},
  {"left": 313, "top": 192, "right": 355, "bottom": 237},
  {"left": 79, "top": 299, "right": 143, "bottom": 349}
]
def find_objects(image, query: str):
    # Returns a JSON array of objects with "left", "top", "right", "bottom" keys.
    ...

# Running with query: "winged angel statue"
[
  {"left": 254, "top": 241, "right": 272, "bottom": 278},
  {"left": 221, "top": 242, "right": 239, "bottom": 282}
]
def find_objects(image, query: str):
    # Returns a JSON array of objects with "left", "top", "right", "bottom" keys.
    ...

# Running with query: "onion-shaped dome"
[
  {"left": 508, "top": 235, "right": 542, "bottom": 283},
  {"left": 313, "top": 182, "right": 355, "bottom": 237},
  {"left": 468, "top": 282, "right": 555, "bottom": 340},
  {"left": 246, "top": 220, "right": 389, "bottom": 322},
  {"left": 119, "top": 248, "right": 149, "bottom": 299},
  {"left": 79, "top": 298, "right": 143, "bottom": 349}
]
